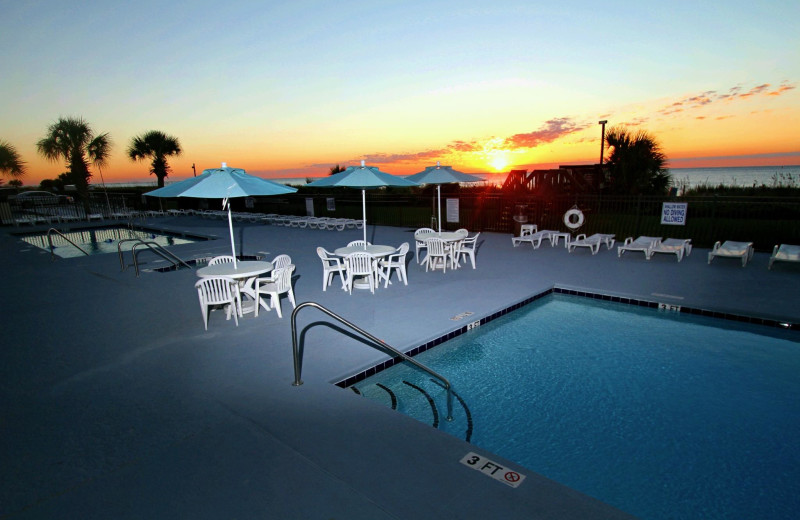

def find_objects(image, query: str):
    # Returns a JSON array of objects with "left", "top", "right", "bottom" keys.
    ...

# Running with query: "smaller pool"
[{"left": 17, "top": 226, "right": 209, "bottom": 258}]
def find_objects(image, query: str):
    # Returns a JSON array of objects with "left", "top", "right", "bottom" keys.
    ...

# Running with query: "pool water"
[
  {"left": 352, "top": 295, "right": 800, "bottom": 520},
  {"left": 18, "top": 226, "right": 206, "bottom": 258}
]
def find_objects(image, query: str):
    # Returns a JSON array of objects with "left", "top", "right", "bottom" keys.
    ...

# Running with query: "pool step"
[{"left": 352, "top": 378, "right": 473, "bottom": 442}]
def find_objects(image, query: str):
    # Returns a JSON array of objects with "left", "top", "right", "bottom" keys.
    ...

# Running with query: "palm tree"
[
  {"left": 604, "top": 127, "right": 671, "bottom": 195},
  {"left": 127, "top": 130, "right": 182, "bottom": 187},
  {"left": 0, "top": 140, "right": 27, "bottom": 182},
  {"left": 329, "top": 164, "right": 346, "bottom": 176},
  {"left": 36, "top": 117, "right": 111, "bottom": 203}
]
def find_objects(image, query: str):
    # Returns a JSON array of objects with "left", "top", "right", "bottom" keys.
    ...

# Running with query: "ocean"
[{"left": 99, "top": 165, "right": 800, "bottom": 190}]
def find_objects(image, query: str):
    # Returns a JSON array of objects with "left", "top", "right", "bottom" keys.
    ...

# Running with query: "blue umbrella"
[
  {"left": 307, "top": 161, "right": 418, "bottom": 243},
  {"left": 405, "top": 162, "right": 482, "bottom": 233},
  {"left": 146, "top": 163, "right": 297, "bottom": 268}
]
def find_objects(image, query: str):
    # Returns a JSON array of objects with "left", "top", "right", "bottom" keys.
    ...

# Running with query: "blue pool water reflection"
[
  {"left": 18, "top": 226, "right": 206, "bottom": 257},
  {"left": 353, "top": 295, "right": 800, "bottom": 520}
]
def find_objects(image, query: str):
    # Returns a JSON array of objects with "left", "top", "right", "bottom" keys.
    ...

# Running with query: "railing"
[
  {"left": 118, "top": 238, "right": 146, "bottom": 270},
  {"left": 290, "top": 301, "right": 454, "bottom": 421},
  {"left": 46, "top": 228, "right": 89, "bottom": 260},
  {"left": 131, "top": 241, "right": 193, "bottom": 277}
]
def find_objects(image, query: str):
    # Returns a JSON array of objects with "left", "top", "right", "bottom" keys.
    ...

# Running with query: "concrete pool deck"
[{"left": 2, "top": 217, "right": 798, "bottom": 519}]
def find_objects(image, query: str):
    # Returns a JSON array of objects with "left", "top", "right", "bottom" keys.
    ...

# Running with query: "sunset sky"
[{"left": 2, "top": 0, "right": 798, "bottom": 186}]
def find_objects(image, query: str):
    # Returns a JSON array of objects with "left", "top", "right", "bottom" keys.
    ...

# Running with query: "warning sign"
[
  {"left": 661, "top": 202, "right": 687, "bottom": 225},
  {"left": 460, "top": 452, "right": 526, "bottom": 488}
]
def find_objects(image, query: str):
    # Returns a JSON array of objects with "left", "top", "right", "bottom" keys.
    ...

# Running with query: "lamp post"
[{"left": 598, "top": 120, "right": 608, "bottom": 165}]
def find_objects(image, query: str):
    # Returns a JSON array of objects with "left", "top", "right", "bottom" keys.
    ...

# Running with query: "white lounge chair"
[
  {"left": 617, "top": 236, "right": 662, "bottom": 260},
  {"left": 650, "top": 238, "right": 692, "bottom": 262},
  {"left": 708, "top": 240, "right": 754, "bottom": 267},
  {"left": 512, "top": 225, "right": 550, "bottom": 248},
  {"left": 768, "top": 244, "right": 800, "bottom": 270},
  {"left": 568, "top": 233, "right": 615, "bottom": 255}
]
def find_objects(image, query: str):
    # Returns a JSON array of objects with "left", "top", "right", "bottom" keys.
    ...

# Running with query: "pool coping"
[{"left": 336, "top": 285, "right": 799, "bottom": 388}]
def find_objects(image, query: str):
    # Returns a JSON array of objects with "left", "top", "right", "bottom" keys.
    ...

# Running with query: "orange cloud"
[
  {"left": 503, "top": 118, "right": 586, "bottom": 149},
  {"left": 658, "top": 81, "right": 797, "bottom": 116}
]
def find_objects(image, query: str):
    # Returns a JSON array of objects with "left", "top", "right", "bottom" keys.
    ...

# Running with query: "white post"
[
  {"left": 361, "top": 189, "right": 367, "bottom": 246},
  {"left": 437, "top": 184, "right": 442, "bottom": 234},
  {"left": 224, "top": 198, "right": 238, "bottom": 269}
]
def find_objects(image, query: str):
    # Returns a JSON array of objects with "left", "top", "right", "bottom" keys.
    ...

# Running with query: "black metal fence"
[
  {"left": 8, "top": 189, "right": 799, "bottom": 252},
  {"left": 295, "top": 192, "right": 800, "bottom": 252}
]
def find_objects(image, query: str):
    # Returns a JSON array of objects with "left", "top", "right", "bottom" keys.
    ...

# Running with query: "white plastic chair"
[
  {"left": 271, "top": 254, "right": 292, "bottom": 270},
  {"left": 208, "top": 255, "right": 236, "bottom": 265},
  {"left": 344, "top": 252, "right": 377, "bottom": 294},
  {"left": 379, "top": 242, "right": 409, "bottom": 288},
  {"left": 195, "top": 276, "right": 240, "bottom": 330},
  {"left": 347, "top": 240, "right": 370, "bottom": 248},
  {"left": 423, "top": 237, "right": 448, "bottom": 272},
  {"left": 414, "top": 228, "right": 435, "bottom": 263},
  {"left": 317, "top": 247, "right": 347, "bottom": 291},
  {"left": 457, "top": 233, "right": 480, "bottom": 269},
  {"left": 255, "top": 265, "right": 296, "bottom": 318}
]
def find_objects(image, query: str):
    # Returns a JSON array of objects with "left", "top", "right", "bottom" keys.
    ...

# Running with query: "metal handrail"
[
  {"left": 131, "top": 241, "right": 193, "bottom": 277},
  {"left": 118, "top": 238, "right": 147, "bottom": 270},
  {"left": 46, "top": 228, "right": 89, "bottom": 260},
  {"left": 290, "top": 301, "right": 454, "bottom": 421}
]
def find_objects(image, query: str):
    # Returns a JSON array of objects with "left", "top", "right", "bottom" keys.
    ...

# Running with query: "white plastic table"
[
  {"left": 335, "top": 245, "right": 395, "bottom": 289},
  {"left": 549, "top": 232, "right": 571, "bottom": 247},
  {"left": 196, "top": 261, "right": 273, "bottom": 313},
  {"left": 429, "top": 232, "right": 466, "bottom": 268}
]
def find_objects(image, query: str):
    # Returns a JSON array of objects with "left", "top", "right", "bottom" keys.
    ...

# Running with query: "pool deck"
[{"left": 2, "top": 217, "right": 798, "bottom": 519}]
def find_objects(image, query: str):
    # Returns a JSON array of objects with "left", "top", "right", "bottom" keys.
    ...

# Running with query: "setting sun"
[{"left": 489, "top": 153, "right": 510, "bottom": 172}]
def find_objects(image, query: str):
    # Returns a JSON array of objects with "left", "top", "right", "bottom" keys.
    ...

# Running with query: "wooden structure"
[{"left": 503, "top": 164, "right": 608, "bottom": 193}]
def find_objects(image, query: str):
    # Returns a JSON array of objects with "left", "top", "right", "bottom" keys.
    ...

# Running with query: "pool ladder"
[
  {"left": 118, "top": 239, "right": 193, "bottom": 276},
  {"left": 290, "top": 302, "right": 455, "bottom": 421},
  {"left": 47, "top": 228, "right": 89, "bottom": 260}
]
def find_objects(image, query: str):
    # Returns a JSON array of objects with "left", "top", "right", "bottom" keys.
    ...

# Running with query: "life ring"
[{"left": 563, "top": 208, "right": 584, "bottom": 229}]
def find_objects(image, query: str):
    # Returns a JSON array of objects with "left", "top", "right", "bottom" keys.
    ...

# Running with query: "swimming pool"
[
  {"left": 351, "top": 294, "right": 800, "bottom": 520},
  {"left": 17, "top": 226, "right": 208, "bottom": 258}
]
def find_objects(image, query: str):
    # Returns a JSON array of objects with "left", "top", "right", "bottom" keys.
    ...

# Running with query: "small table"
[
  {"left": 335, "top": 245, "right": 396, "bottom": 289},
  {"left": 549, "top": 232, "right": 571, "bottom": 247},
  {"left": 196, "top": 260, "right": 273, "bottom": 314}
]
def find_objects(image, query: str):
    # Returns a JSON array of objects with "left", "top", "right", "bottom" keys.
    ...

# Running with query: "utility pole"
[
  {"left": 192, "top": 163, "right": 196, "bottom": 177},
  {"left": 598, "top": 120, "right": 608, "bottom": 165}
]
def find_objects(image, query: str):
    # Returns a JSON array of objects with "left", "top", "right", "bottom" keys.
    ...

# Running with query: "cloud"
[
  {"left": 768, "top": 83, "right": 796, "bottom": 96},
  {"left": 503, "top": 118, "right": 586, "bottom": 149},
  {"left": 657, "top": 81, "right": 797, "bottom": 116}
]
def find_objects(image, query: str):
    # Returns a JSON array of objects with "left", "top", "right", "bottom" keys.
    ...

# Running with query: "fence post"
[
  {"left": 710, "top": 194, "right": 718, "bottom": 242},
  {"left": 634, "top": 194, "right": 642, "bottom": 237}
]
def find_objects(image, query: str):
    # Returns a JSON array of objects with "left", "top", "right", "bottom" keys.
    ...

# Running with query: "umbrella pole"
[
  {"left": 225, "top": 199, "right": 238, "bottom": 269},
  {"left": 362, "top": 189, "right": 367, "bottom": 245},
  {"left": 437, "top": 185, "right": 442, "bottom": 234}
]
